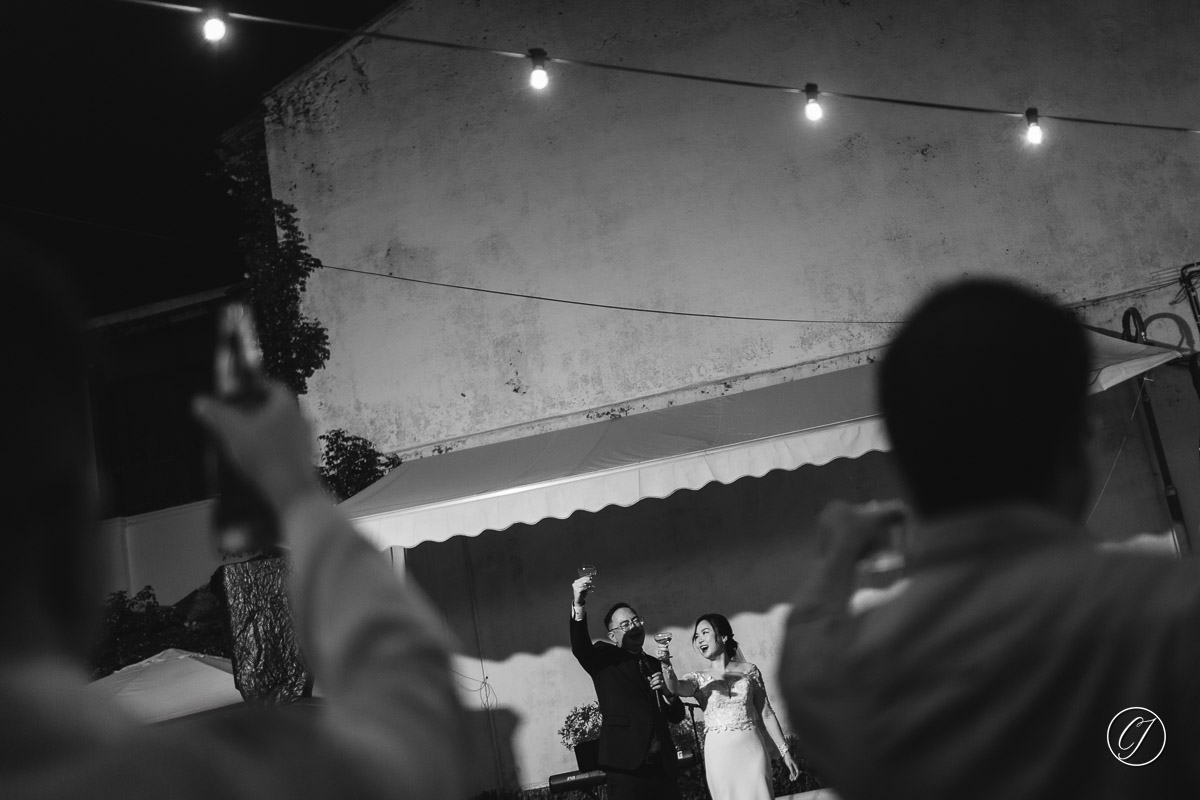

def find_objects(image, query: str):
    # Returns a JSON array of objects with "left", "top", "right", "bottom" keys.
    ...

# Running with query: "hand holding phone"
[
  {"left": 214, "top": 303, "right": 268, "bottom": 408},
  {"left": 208, "top": 302, "right": 279, "bottom": 553}
]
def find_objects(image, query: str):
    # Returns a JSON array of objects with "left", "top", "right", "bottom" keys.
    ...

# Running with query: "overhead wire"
[
  {"left": 99, "top": 1, "right": 1200, "bottom": 325},
  {"left": 113, "top": 0, "right": 1200, "bottom": 138}
]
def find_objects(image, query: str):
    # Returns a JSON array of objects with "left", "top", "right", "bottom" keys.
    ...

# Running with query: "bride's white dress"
[{"left": 683, "top": 664, "right": 775, "bottom": 800}]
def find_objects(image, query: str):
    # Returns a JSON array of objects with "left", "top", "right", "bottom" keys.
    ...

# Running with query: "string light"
[
  {"left": 201, "top": 5, "right": 227, "bottom": 42},
  {"left": 529, "top": 48, "right": 548, "bottom": 90},
  {"left": 1025, "top": 108, "right": 1043, "bottom": 144},
  {"left": 804, "top": 83, "right": 823, "bottom": 122},
  {"left": 113, "top": 0, "right": 1200, "bottom": 145}
]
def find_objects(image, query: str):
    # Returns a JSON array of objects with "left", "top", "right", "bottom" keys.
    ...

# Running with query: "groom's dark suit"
[{"left": 570, "top": 613, "right": 685, "bottom": 799}]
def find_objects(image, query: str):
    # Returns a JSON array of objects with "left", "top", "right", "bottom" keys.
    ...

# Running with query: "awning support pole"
[
  {"left": 1176, "top": 264, "right": 1200, "bottom": 410},
  {"left": 1123, "top": 308, "right": 1192, "bottom": 555}
]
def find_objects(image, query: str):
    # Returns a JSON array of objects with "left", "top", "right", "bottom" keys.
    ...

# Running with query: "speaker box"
[{"left": 548, "top": 769, "right": 606, "bottom": 794}]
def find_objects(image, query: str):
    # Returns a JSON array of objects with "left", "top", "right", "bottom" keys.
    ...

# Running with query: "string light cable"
[
  {"left": 3, "top": 194, "right": 1188, "bottom": 327},
  {"left": 112, "top": 0, "right": 1200, "bottom": 139},
  {"left": 322, "top": 263, "right": 902, "bottom": 325},
  {"left": 1084, "top": 385, "right": 1145, "bottom": 527},
  {"left": 324, "top": 263, "right": 1194, "bottom": 327},
  {"left": 449, "top": 666, "right": 499, "bottom": 710}
]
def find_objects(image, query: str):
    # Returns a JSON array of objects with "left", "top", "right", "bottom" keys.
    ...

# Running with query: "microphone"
[{"left": 640, "top": 657, "right": 663, "bottom": 710}]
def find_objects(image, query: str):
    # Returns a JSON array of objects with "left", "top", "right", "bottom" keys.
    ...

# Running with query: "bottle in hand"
[{"left": 209, "top": 302, "right": 279, "bottom": 553}]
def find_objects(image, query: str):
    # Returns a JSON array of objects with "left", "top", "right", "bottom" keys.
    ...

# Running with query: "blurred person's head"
[
  {"left": 879, "top": 278, "right": 1091, "bottom": 522},
  {"left": 0, "top": 229, "right": 101, "bottom": 660}
]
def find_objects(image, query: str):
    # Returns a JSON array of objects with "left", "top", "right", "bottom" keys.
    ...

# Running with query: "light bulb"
[
  {"left": 203, "top": 17, "right": 227, "bottom": 42},
  {"left": 804, "top": 83, "right": 823, "bottom": 122},
  {"left": 1025, "top": 108, "right": 1042, "bottom": 145},
  {"left": 529, "top": 49, "right": 548, "bottom": 90}
]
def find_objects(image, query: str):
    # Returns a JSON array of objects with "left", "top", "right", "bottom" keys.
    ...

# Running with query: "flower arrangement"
[{"left": 558, "top": 701, "right": 602, "bottom": 750}]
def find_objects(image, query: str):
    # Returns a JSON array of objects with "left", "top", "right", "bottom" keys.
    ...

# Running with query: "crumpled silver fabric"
[{"left": 219, "top": 556, "right": 312, "bottom": 704}]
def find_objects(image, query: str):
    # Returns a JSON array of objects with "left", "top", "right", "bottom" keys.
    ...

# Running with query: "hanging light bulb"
[
  {"left": 1025, "top": 108, "right": 1043, "bottom": 144},
  {"left": 202, "top": 6, "right": 228, "bottom": 42},
  {"left": 529, "top": 48, "right": 549, "bottom": 90},
  {"left": 804, "top": 83, "right": 823, "bottom": 122}
]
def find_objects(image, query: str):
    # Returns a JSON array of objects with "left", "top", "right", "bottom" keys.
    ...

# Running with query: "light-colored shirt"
[
  {"left": 0, "top": 495, "right": 468, "bottom": 799},
  {"left": 781, "top": 504, "right": 1200, "bottom": 800}
]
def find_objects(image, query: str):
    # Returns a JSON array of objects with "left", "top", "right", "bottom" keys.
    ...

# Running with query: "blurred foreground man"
[
  {"left": 781, "top": 279, "right": 1200, "bottom": 799},
  {"left": 0, "top": 246, "right": 467, "bottom": 799}
]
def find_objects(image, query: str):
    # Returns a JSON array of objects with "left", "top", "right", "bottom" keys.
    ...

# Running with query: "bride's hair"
[{"left": 692, "top": 613, "right": 740, "bottom": 660}]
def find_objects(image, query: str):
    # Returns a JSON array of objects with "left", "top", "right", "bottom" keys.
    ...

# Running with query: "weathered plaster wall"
[{"left": 264, "top": 0, "right": 1200, "bottom": 453}]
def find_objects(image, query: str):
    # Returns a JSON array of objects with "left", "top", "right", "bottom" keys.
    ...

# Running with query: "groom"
[{"left": 569, "top": 575, "right": 685, "bottom": 800}]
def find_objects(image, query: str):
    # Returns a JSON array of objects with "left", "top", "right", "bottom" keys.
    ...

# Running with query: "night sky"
[{"left": 4, "top": 0, "right": 398, "bottom": 318}]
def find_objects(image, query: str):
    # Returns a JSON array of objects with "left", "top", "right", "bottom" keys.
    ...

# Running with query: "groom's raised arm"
[{"left": 569, "top": 576, "right": 603, "bottom": 673}]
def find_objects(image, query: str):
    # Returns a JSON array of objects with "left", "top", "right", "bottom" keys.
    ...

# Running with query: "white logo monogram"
[{"left": 1106, "top": 707, "right": 1166, "bottom": 767}]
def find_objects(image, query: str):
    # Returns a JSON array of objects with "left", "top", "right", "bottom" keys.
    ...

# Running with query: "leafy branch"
[
  {"left": 319, "top": 428, "right": 401, "bottom": 502},
  {"left": 218, "top": 124, "right": 329, "bottom": 396}
]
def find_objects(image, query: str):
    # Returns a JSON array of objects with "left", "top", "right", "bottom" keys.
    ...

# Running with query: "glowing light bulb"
[
  {"left": 804, "top": 83, "right": 823, "bottom": 122},
  {"left": 1025, "top": 108, "right": 1043, "bottom": 144},
  {"left": 203, "top": 17, "right": 227, "bottom": 42},
  {"left": 529, "top": 49, "right": 548, "bottom": 90},
  {"left": 202, "top": 6, "right": 228, "bottom": 43}
]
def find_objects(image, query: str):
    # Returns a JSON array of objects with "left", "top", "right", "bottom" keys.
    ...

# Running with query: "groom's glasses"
[{"left": 608, "top": 616, "right": 644, "bottom": 632}]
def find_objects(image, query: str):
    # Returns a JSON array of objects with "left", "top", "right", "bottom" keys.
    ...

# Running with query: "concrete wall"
[
  {"left": 263, "top": 0, "right": 1200, "bottom": 455},
  {"left": 100, "top": 500, "right": 226, "bottom": 604}
]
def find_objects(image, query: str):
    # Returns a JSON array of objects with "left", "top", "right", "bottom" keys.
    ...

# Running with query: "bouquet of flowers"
[{"left": 558, "top": 701, "right": 602, "bottom": 750}]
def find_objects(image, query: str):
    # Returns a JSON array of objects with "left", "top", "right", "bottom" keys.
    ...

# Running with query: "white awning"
[
  {"left": 1084, "top": 327, "right": 1180, "bottom": 392},
  {"left": 87, "top": 648, "right": 242, "bottom": 723},
  {"left": 342, "top": 331, "right": 1180, "bottom": 550}
]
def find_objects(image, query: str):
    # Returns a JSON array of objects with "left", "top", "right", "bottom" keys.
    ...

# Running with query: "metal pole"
[
  {"left": 1177, "top": 264, "right": 1200, "bottom": 413},
  {"left": 1122, "top": 309, "right": 1192, "bottom": 555},
  {"left": 686, "top": 701, "right": 706, "bottom": 786}
]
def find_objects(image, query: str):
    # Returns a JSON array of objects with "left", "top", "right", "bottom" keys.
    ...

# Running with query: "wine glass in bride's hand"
[{"left": 653, "top": 631, "right": 673, "bottom": 663}]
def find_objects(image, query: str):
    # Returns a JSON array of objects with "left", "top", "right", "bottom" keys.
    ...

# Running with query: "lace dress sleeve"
[
  {"left": 747, "top": 664, "right": 790, "bottom": 760},
  {"left": 681, "top": 672, "right": 707, "bottom": 709},
  {"left": 748, "top": 664, "right": 778, "bottom": 719}
]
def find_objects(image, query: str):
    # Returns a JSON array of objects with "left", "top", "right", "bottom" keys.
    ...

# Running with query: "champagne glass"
[
  {"left": 577, "top": 565, "right": 598, "bottom": 595},
  {"left": 653, "top": 631, "right": 673, "bottom": 668}
]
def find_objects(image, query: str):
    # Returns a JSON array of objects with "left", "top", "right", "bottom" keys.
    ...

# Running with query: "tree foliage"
[
  {"left": 318, "top": 428, "right": 402, "bottom": 502},
  {"left": 219, "top": 123, "right": 329, "bottom": 396},
  {"left": 89, "top": 585, "right": 232, "bottom": 679},
  {"left": 242, "top": 200, "right": 331, "bottom": 396}
]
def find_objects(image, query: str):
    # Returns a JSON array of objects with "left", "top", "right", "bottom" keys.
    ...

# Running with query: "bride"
[{"left": 660, "top": 614, "right": 800, "bottom": 800}]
